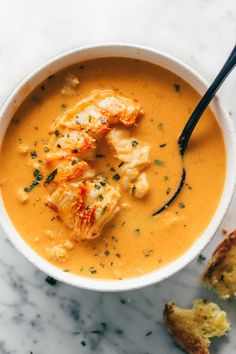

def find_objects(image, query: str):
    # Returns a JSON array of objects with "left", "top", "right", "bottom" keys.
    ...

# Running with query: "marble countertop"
[{"left": 0, "top": 0, "right": 236, "bottom": 353}]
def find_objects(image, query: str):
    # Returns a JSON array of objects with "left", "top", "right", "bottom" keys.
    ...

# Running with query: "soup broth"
[{"left": 0, "top": 58, "right": 226, "bottom": 279}]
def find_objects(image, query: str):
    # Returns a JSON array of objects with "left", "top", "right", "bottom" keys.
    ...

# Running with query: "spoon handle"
[{"left": 179, "top": 44, "right": 236, "bottom": 155}]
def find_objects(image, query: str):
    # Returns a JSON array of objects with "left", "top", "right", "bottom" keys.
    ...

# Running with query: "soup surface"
[{"left": 0, "top": 58, "right": 226, "bottom": 279}]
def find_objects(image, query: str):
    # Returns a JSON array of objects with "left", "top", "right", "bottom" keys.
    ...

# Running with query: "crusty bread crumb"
[
  {"left": 202, "top": 230, "right": 236, "bottom": 299},
  {"left": 163, "top": 300, "right": 230, "bottom": 354}
]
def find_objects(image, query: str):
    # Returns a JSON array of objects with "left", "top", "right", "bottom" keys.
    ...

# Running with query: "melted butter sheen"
[{"left": 0, "top": 58, "right": 226, "bottom": 279}]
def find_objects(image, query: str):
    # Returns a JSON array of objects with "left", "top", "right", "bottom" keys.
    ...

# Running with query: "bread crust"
[
  {"left": 202, "top": 230, "right": 236, "bottom": 298},
  {"left": 163, "top": 300, "right": 230, "bottom": 354},
  {"left": 163, "top": 303, "right": 209, "bottom": 354}
]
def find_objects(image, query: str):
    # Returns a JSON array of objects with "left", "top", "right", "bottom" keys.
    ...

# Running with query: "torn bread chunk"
[
  {"left": 106, "top": 128, "right": 150, "bottom": 197},
  {"left": 202, "top": 229, "right": 236, "bottom": 299},
  {"left": 163, "top": 300, "right": 230, "bottom": 354},
  {"left": 46, "top": 176, "right": 120, "bottom": 241}
]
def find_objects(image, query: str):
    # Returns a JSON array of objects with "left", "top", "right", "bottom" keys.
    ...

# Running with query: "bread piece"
[
  {"left": 163, "top": 300, "right": 230, "bottom": 354},
  {"left": 202, "top": 230, "right": 236, "bottom": 299}
]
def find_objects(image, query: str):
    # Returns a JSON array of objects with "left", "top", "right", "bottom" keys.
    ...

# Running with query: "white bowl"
[{"left": 0, "top": 43, "right": 235, "bottom": 292}]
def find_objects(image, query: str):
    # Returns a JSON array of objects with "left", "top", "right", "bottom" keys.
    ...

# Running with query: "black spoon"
[{"left": 152, "top": 44, "right": 236, "bottom": 216}]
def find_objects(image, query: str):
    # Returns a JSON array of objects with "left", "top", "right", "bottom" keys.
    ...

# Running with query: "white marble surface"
[{"left": 0, "top": 0, "right": 236, "bottom": 353}]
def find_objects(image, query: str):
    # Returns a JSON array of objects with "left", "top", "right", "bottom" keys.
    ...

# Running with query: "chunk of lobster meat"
[
  {"left": 44, "top": 156, "right": 96, "bottom": 192},
  {"left": 130, "top": 173, "right": 149, "bottom": 198},
  {"left": 52, "top": 105, "right": 110, "bottom": 141},
  {"left": 49, "top": 90, "right": 143, "bottom": 139},
  {"left": 60, "top": 73, "right": 80, "bottom": 96},
  {"left": 96, "top": 92, "right": 143, "bottom": 126},
  {"left": 106, "top": 128, "right": 150, "bottom": 197},
  {"left": 46, "top": 177, "right": 120, "bottom": 240},
  {"left": 47, "top": 129, "right": 96, "bottom": 161}
]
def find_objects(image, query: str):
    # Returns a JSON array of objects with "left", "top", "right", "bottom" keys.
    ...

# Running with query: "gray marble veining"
[{"left": 0, "top": 0, "right": 236, "bottom": 353}]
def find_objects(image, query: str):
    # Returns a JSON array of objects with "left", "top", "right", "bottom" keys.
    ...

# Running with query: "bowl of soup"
[{"left": 0, "top": 43, "right": 235, "bottom": 291}]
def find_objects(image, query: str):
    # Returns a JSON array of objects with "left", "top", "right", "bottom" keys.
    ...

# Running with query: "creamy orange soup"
[{"left": 0, "top": 58, "right": 226, "bottom": 279}]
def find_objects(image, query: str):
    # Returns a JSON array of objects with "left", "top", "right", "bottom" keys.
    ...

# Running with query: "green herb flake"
[
  {"left": 198, "top": 254, "right": 206, "bottom": 263},
  {"left": 159, "top": 143, "right": 166, "bottom": 148},
  {"left": 131, "top": 140, "right": 139, "bottom": 147},
  {"left": 164, "top": 175, "right": 169, "bottom": 181},
  {"left": 100, "top": 205, "right": 107, "bottom": 215},
  {"left": 54, "top": 130, "right": 60, "bottom": 137},
  {"left": 166, "top": 187, "right": 171, "bottom": 195},
  {"left": 33, "top": 169, "right": 40, "bottom": 178},
  {"left": 104, "top": 250, "right": 109, "bottom": 256},
  {"left": 89, "top": 267, "right": 97, "bottom": 274},
  {"left": 31, "top": 151, "right": 37, "bottom": 159},
  {"left": 154, "top": 159, "right": 165, "bottom": 166},
  {"left": 179, "top": 202, "right": 185, "bottom": 209},
  {"left": 145, "top": 331, "right": 153, "bottom": 337},
  {"left": 158, "top": 123, "right": 164, "bottom": 130},
  {"left": 143, "top": 249, "right": 153, "bottom": 257},
  {"left": 12, "top": 117, "right": 20, "bottom": 124},
  {"left": 113, "top": 174, "right": 120, "bottom": 181},
  {"left": 174, "top": 83, "right": 181, "bottom": 92},
  {"left": 132, "top": 185, "right": 136, "bottom": 196},
  {"left": 135, "top": 228, "right": 141, "bottom": 235},
  {"left": 24, "top": 170, "right": 43, "bottom": 193},
  {"left": 80, "top": 340, "right": 86, "bottom": 347},
  {"left": 96, "top": 153, "right": 106, "bottom": 158},
  {"left": 44, "top": 146, "right": 49, "bottom": 153},
  {"left": 44, "top": 169, "right": 58, "bottom": 184},
  {"left": 100, "top": 118, "right": 108, "bottom": 124},
  {"left": 118, "top": 161, "right": 124, "bottom": 168}
]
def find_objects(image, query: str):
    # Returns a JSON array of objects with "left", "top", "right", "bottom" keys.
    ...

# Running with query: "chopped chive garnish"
[
  {"left": 12, "top": 117, "right": 20, "bottom": 124},
  {"left": 44, "top": 169, "right": 57, "bottom": 184},
  {"left": 113, "top": 174, "right": 120, "bottom": 181},
  {"left": 131, "top": 140, "right": 139, "bottom": 147},
  {"left": 31, "top": 151, "right": 37, "bottom": 159},
  {"left": 132, "top": 185, "right": 136, "bottom": 196},
  {"left": 101, "top": 205, "right": 107, "bottom": 215},
  {"left": 174, "top": 83, "right": 181, "bottom": 92},
  {"left": 154, "top": 159, "right": 165, "bottom": 166},
  {"left": 96, "top": 153, "right": 106, "bottom": 158}
]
